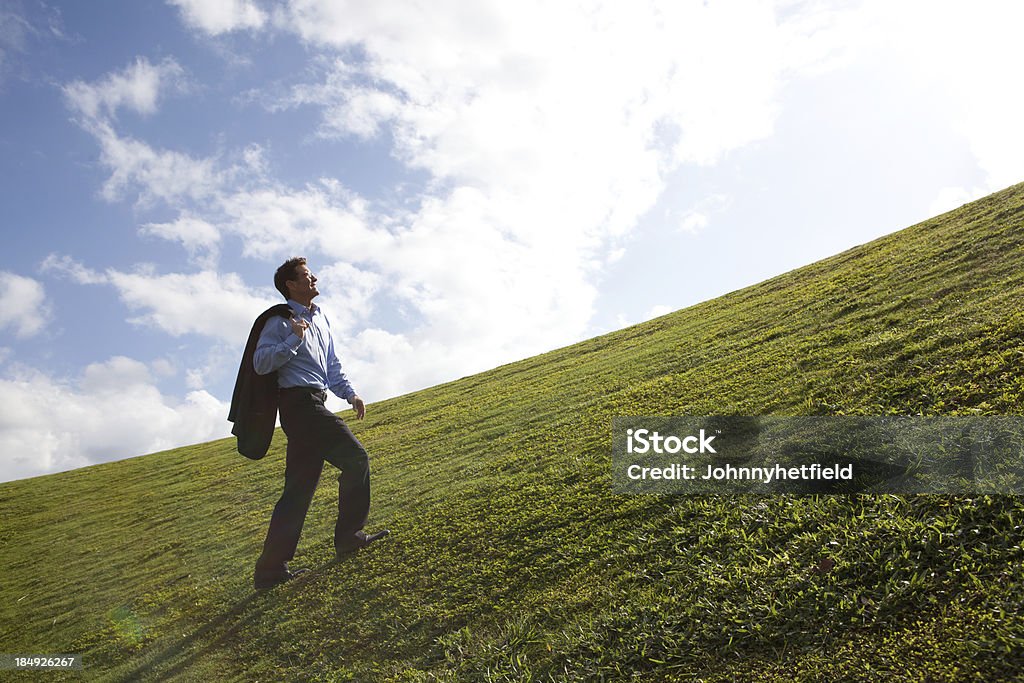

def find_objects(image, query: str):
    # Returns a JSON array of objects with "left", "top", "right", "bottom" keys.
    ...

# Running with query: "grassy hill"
[{"left": 3, "top": 183, "right": 1024, "bottom": 681}]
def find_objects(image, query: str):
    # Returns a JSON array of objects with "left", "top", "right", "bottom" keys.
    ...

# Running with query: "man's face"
[{"left": 287, "top": 264, "right": 319, "bottom": 300}]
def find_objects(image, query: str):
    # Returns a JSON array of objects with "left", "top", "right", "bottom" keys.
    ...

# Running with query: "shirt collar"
[{"left": 287, "top": 299, "right": 318, "bottom": 316}]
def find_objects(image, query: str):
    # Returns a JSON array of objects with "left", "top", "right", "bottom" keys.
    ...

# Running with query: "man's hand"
[
  {"left": 351, "top": 395, "right": 366, "bottom": 420},
  {"left": 290, "top": 316, "right": 309, "bottom": 339}
]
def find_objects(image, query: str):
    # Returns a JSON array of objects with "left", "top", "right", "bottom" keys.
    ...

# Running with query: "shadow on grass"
[
  {"left": 103, "top": 550, "right": 380, "bottom": 681},
  {"left": 104, "top": 590, "right": 264, "bottom": 682},
  {"left": 102, "top": 557, "right": 354, "bottom": 682}
]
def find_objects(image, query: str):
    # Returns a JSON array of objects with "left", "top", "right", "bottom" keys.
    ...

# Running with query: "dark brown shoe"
[
  {"left": 254, "top": 564, "right": 309, "bottom": 590},
  {"left": 335, "top": 529, "right": 390, "bottom": 558}
]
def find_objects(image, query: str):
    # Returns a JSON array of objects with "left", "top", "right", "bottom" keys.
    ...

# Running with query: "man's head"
[{"left": 274, "top": 257, "right": 319, "bottom": 303}]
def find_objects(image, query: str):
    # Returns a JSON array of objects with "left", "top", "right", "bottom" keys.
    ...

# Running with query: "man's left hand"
[{"left": 351, "top": 395, "right": 366, "bottom": 420}]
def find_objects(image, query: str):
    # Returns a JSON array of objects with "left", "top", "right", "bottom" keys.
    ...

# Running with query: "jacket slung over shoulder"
[{"left": 227, "top": 303, "right": 293, "bottom": 460}]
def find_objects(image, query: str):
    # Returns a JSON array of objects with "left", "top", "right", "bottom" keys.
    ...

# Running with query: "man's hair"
[{"left": 274, "top": 257, "right": 307, "bottom": 300}]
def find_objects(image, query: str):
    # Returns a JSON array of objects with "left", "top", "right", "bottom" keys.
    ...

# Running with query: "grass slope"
[{"left": 3, "top": 184, "right": 1024, "bottom": 682}]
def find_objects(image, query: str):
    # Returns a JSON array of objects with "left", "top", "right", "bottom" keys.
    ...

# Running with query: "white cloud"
[
  {"left": 644, "top": 304, "right": 673, "bottom": 321},
  {"left": 281, "top": 1, "right": 786, "bottom": 174},
  {"left": 62, "top": 58, "right": 222, "bottom": 206},
  {"left": 0, "top": 272, "right": 51, "bottom": 338},
  {"left": 286, "top": 63, "right": 402, "bottom": 139},
  {"left": 928, "top": 185, "right": 988, "bottom": 218},
  {"left": 151, "top": 357, "right": 177, "bottom": 377},
  {"left": 865, "top": 1, "right": 1024, "bottom": 192},
  {"left": 0, "top": 357, "right": 230, "bottom": 483},
  {"left": 775, "top": 0, "right": 880, "bottom": 77},
  {"left": 606, "top": 304, "right": 674, "bottom": 334},
  {"left": 42, "top": 255, "right": 275, "bottom": 344},
  {"left": 64, "top": 57, "right": 185, "bottom": 122},
  {"left": 105, "top": 269, "right": 276, "bottom": 343},
  {"left": 605, "top": 247, "right": 626, "bottom": 265},
  {"left": 183, "top": 343, "right": 240, "bottom": 391},
  {"left": 774, "top": 0, "right": 1024, "bottom": 195},
  {"left": 93, "top": 124, "right": 221, "bottom": 204},
  {"left": 80, "top": 355, "right": 153, "bottom": 393},
  {"left": 680, "top": 212, "right": 709, "bottom": 235},
  {"left": 679, "top": 193, "right": 729, "bottom": 234},
  {"left": 342, "top": 327, "right": 423, "bottom": 401},
  {"left": 315, "top": 261, "right": 383, "bottom": 331},
  {"left": 168, "top": 0, "right": 266, "bottom": 35},
  {"left": 185, "top": 368, "right": 206, "bottom": 390},
  {"left": 217, "top": 181, "right": 390, "bottom": 260},
  {"left": 141, "top": 214, "right": 221, "bottom": 266},
  {"left": 40, "top": 253, "right": 107, "bottom": 284}
]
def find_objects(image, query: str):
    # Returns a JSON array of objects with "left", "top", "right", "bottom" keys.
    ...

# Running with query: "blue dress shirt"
[{"left": 253, "top": 299, "right": 356, "bottom": 402}]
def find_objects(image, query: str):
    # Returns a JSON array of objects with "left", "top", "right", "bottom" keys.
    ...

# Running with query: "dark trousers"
[{"left": 257, "top": 387, "right": 370, "bottom": 570}]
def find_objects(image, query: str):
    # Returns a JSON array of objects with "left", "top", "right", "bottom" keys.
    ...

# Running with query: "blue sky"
[{"left": 1, "top": 0, "right": 1021, "bottom": 483}]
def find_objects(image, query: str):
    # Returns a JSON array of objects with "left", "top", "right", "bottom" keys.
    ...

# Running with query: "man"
[{"left": 249, "top": 256, "right": 388, "bottom": 590}]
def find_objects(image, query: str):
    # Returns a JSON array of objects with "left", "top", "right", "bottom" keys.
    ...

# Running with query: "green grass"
[{"left": 3, "top": 183, "right": 1024, "bottom": 681}]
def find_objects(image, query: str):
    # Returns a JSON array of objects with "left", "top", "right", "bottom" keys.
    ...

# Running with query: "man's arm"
[
  {"left": 324, "top": 317, "right": 364, "bottom": 419},
  {"left": 253, "top": 315, "right": 307, "bottom": 375}
]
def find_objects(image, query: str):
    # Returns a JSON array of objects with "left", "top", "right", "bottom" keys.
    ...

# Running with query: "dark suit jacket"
[{"left": 227, "top": 303, "right": 294, "bottom": 460}]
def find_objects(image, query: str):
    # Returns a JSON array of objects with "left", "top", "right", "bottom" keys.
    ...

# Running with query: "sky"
[{"left": 1, "top": 0, "right": 1022, "bottom": 483}]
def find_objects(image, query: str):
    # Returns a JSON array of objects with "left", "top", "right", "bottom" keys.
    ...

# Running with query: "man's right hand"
[{"left": 290, "top": 316, "right": 309, "bottom": 339}]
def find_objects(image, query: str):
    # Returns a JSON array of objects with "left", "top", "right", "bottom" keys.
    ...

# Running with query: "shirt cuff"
[{"left": 284, "top": 332, "right": 302, "bottom": 350}]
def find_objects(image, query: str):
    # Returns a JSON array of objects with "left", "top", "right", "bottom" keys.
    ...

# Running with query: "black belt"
[{"left": 279, "top": 385, "right": 327, "bottom": 395}]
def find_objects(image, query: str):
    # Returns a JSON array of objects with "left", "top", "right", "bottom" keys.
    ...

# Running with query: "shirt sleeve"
[
  {"left": 324, "top": 315, "right": 356, "bottom": 402},
  {"left": 253, "top": 316, "right": 303, "bottom": 375}
]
